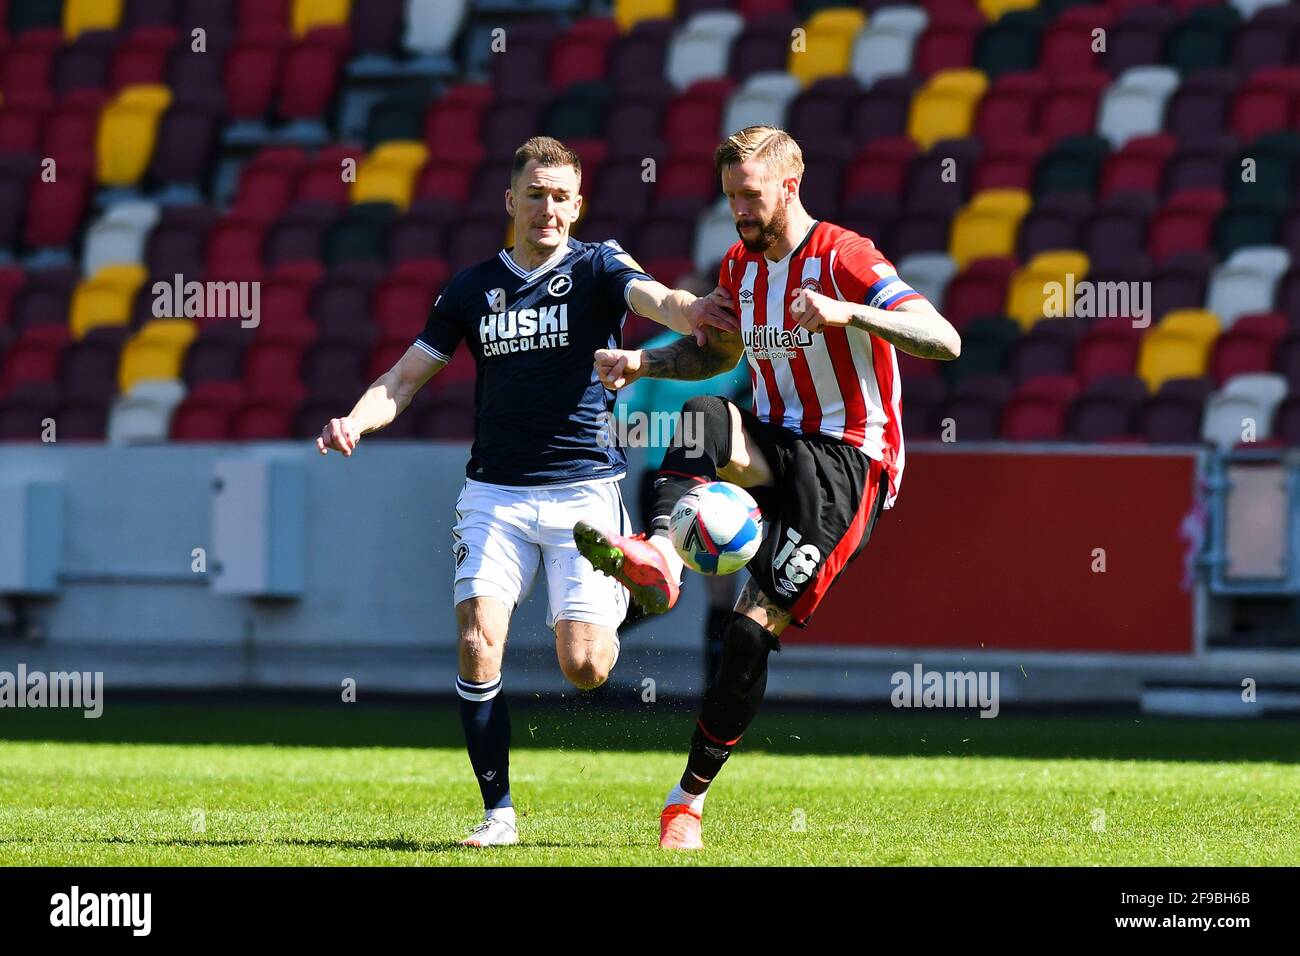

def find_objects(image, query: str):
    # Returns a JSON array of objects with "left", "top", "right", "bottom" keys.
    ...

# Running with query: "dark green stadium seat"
[
  {"left": 1033, "top": 135, "right": 1109, "bottom": 199},
  {"left": 1228, "top": 132, "right": 1300, "bottom": 205},
  {"left": 323, "top": 202, "right": 398, "bottom": 268},
  {"left": 975, "top": 10, "right": 1047, "bottom": 81},
  {"left": 1040, "top": 0, "right": 1103, "bottom": 17},
  {"left": 1212, "top": 201, "right": 1279, "bottom": 261},
  {"left": 943, "top": 316, "right": 1021, "bottom": 388},
  {"left": 8, "top": 0, "right": 62, "bottom": 32},
  {"left": 1163, "top": 5, "right": 1242, "bottom": 75},
  {"left": 365, "top": 94, "right": 429, "bottom": 151},
  {"left": 541, "top": 82, "right": 614, "bottom": 141}
]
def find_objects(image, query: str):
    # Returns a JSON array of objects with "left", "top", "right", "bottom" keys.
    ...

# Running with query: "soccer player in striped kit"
[{"left": 574, "top": 126, "right": 963, "bottom": 849}]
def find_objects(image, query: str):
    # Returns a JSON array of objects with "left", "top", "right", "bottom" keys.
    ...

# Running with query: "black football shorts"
[{"left": 727, "top": 399, "right": 888, "bottom": 628}]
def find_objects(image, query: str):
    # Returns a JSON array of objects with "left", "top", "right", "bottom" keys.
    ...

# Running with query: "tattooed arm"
[
  {"left": 791, "top": 289, "right": 961, "bottom": 361},
  {"left": 593, "top": 327, "right": 745, "bottom": 390}
]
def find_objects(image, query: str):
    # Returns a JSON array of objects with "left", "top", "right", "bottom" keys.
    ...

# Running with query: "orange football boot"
[{"left": 573, "top": 521, "right": 680, "bottom": 615}]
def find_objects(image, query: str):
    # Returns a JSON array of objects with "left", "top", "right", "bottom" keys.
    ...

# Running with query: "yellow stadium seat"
[
  {"left": 907, "top": 69, "right": 989, "bottom": 150},
  {"left": 118, "top": 321, "right": 198, "bottom": 393},
  {"left": 948, "top": 189, "right": 1032, "bottom": 268},
  {"left": 96, "top": 85, "right": 173, "bottom": 187},
  {"left": 979, "top": 0, "right": 1039, "bottom": 20},
  {"left": 69, "top": 265, "right": 148, "bottom": 339},
  {"left": 65, "top": 0, "right": 123, "bottom": 40},
  {"left": 788, "top": 8, "right": 867, "bottom": 87},
  {"left": 1005, "top": 251, "right": 1091, "bottom": 330},
  {"left": 614, "top": 0, "right": 675, "bottom": 33},
  {"left": 292, "top": 0, "right": 351, "bottom": 37},
  {"left": 351, "top": 141, "right": 429, "bottom": 210},
  {"left": 1138, "top": 328, "right": 1215, "bottom": 392},
  {"left": 1160, "top": 308, "right": 1221, "bottom": 343}
]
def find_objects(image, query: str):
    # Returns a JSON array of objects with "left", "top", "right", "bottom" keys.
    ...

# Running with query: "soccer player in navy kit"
[{"left": 316, "top": 137, "right": 733, "bottom": 846}]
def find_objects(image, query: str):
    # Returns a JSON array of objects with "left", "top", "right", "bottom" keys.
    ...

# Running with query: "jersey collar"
[{"left": 499, "top": 239, "right": 575, "bottom": 284}]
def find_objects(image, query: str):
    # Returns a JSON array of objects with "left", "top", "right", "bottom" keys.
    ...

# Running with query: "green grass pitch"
[{"left": 1, "top": 700, "right": 1297, "bottom": 866}]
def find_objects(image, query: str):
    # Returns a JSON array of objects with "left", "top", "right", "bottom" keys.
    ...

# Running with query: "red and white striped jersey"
[{"left": 720, "top": 220, "right": 925, "bottom": 509}]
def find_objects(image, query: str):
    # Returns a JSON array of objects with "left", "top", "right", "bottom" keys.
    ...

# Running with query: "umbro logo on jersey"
[
  {"left": 486, "top": 287, "right": 506, "bottom": 312},
  {"left": 547, "top": 273, "right": 572, "bottom": 297},
  {"left": 482, "top": 770, "right": 496, "bottom": 781},
  {"left": 739, "top": 288, "right": 753, "bottom": 301}
]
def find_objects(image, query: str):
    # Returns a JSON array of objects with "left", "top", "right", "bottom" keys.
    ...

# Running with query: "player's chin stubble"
[{"left": 737, "top": 205, "right": 787, "bottom": 253}]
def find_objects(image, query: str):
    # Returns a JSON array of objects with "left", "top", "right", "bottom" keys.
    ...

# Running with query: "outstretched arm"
[
  {"left": 626, "top": 279, "right": 740, "bottom": 345},
  {"left": 791, "top": 289, "right": 961, "bottom": 361},
  {"left": 594, "top": 327, "right": 746, "bottom": 390},
  {"left": 317, "top": 346, "right": 443, "bottom": 455}
]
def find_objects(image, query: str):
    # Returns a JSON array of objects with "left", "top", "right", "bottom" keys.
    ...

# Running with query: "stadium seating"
[{"left": 2, "top": 0, "right": 1298, "bottom": 445}]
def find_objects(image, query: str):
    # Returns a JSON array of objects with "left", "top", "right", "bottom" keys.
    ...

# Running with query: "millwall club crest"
[
  {"left": 486, "top": 287, "right": 506, "bottom": 312},
  {"left": 547, "top": 273, "right": 572, "bottom": 298}
]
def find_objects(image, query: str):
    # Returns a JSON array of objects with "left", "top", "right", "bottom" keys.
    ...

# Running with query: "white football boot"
[{"left": 460, "top": 814, "right": 519, "bottom": 847}]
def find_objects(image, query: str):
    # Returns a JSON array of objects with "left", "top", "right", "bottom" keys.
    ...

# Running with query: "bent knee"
[{"left": 560, "top": 655, "right": 610, "bottom": 690}]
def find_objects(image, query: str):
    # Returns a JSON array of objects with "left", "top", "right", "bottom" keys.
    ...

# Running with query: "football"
[{"left": 669, "top": 481, "right": 765, "bottom": 575}]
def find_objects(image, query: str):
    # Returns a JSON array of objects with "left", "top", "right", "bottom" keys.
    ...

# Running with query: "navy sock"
[{"left": 456, "top": 674, "right": 512, "bottom": 811}]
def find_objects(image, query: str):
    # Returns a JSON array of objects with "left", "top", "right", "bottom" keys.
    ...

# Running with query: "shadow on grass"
[
  {"left": 0, "top": 835, "right": 625, "bottom": 853},
  {"left": 2, "top": 699, "right": 1299, "bottom": 764}
]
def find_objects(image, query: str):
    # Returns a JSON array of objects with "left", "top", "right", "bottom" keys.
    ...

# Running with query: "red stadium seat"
[
  {"left": 1209, "top": 312, "right": 1286, "bottom": 385},
  {"left": 278, "top": 27, "right": 350, "bottom": 121},
  {"left": 548, "top": 18, "right": 618, "bottom": 91},
  {"left": 912, "top": 8, "right": 983, "bottom": 78},
  {"left": 974, "top": 72, "right": 1046, "bottom": 143},
  {"left": 1040, "top": 7, "right": 1112, "bottom": 77},
  {"left": 662, "top": 79, "right": 735, "bottom": 158},
  {"left": 41, "top": 89, "right": 108, "bottom": 173},
  {"left": 230, "top": 399, "right": 294, "bottom": 439},
  {"left": 1230, "top": 67, "right": 1300, "bottom": 144},
  {"left": 0, "top": 93, "right": 50, "bottom": 154},
  {"left": 0, "top": 28, "right": 62, "bottom": 100},
  {"left": 223, "top": 38, "right": 284, "bottom": 120},
  {"left": 109, "top": 26, "right": 179, "bottom": 91},
  {"left": 1099, "top": 134, "right": 1176, "bottom": 200},
  {"left": 1147, "top": 189, "right": 1225, "bottom": 263},
  {"left": 842, "top": 137, "right": 917, "bottom": 201},
  {"left": 943, "top": 258, "right": 1018, "bottom": 330},
  {"left": 23, "top": 166, "right": 92, "bottom": 249},
  {"left": 242, "top": 341, "right": 303, "bottom": 394},
  {"left": 1001, "top": 374, "right": 1080, "bottom": 441},
  {"left": 1037, "top": 71, "right": 1108, "bottom": 143},
  {"left": 236, "top": 0, "right": 291, "bottom": 43},
  {"left": 1074, "top": 324, "right": 1143, "bottom": 385},
  {"left": 204, "top": 213, "right": 266, "bottom": 282}
]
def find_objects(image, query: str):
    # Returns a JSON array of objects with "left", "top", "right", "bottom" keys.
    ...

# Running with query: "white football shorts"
[{"left": 451, "top": 476, "right": 631, "bottom": 630}]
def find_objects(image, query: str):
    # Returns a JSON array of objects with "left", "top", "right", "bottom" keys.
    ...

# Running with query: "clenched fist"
[
  {"left": 317, "top": 416, "right": 361, "bottom": 456},
  {"left": 593, "top": 348, "right": 644, "bottom": 390}
]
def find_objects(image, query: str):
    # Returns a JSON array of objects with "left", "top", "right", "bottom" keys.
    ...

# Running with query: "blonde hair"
[{"left": 714, "top": 126, "right": 804, "bottom": 179}]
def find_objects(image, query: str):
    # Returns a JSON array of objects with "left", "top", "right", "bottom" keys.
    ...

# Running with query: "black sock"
[
  {"left": 649, "top": 395, "right": 734, "bottom": 535},
  {"left": 680, "top": 613, "right": 778, "bottom": 794},
  {"left": 456, "top": 675, "right": 511, "bottom": 811}
]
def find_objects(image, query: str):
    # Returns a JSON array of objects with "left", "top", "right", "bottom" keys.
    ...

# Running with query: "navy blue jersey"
[{"left": 414, "top": 237, "right": 653, "bottom": 486}]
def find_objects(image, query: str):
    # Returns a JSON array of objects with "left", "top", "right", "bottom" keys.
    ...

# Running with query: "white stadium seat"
[
  {"left": 1096, "top": 66, "right": 1180, "bottom": 149},
  {"left": 1207, "top": 247, "right": 1291, "bottom": 329},
  {"left": 895, "top": 252, "right": 957, "bottom": 310},
  {"left": 850, "top": 6, "right": 928, "bottom": 89},
  {"left": 107, "top": 379, "right": 187, "bottom": 445},
  {"left": 404, "top": 0, "right": 468, "bottom": 57},
  {"left": 665, "top": 11, "right": 744, "bottom": 92},
  {"left": 693, "top": 197, "right": 738, "bottom": 273},
  {"left": 720, "top": 72, "right": 802, "bottom": 139}
]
